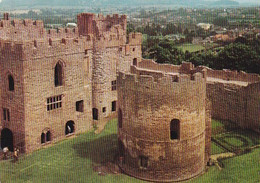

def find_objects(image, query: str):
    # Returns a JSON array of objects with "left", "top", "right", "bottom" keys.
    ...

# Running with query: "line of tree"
[{"left": 144, "top": 37, "right": 260, "bottom": 74}]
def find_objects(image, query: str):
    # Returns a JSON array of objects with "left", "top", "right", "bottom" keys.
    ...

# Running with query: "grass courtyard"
[{"left": 0, "top": 119, "right": 259, "bottom": 183}]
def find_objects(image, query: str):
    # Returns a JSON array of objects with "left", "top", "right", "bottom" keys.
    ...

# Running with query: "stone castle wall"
[
  {"left": 0, "top": 13, "right": 142, "bottom": 152},
  {"left": 138, "top": 59, "right": 259, "bottom": 132},
  {"left": 117, "top": 66, "right": 209, "bottom": 182},
  {"left": 207, "top": 81, "right": 260, "bottom": 131},
  {"left": 0, "top": 52, "right": 26, "bottom": 151}
]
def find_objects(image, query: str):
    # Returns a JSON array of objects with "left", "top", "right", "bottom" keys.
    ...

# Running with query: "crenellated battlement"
[
  {"left": 0, "top": 19, "right": 44, "bottom": 28},
  {"left": 77, "top": 13, "right": 127, "bottom": 37},
  {"left": 0, "top": 36, "right": 94, "bottom": 60},
  {"left": 118, "top": 65, "right": 205, "bottom": 93},
  {"left": 138, "top": 59, "right": 259, "bottom": 84}
]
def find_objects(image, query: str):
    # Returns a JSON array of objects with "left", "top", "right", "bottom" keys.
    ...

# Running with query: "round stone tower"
[{"left": 117, "top": 62, "right": 209, "bottom": 182}]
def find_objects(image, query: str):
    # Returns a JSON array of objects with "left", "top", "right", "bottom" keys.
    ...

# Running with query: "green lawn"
[
  {"left": 0, "top": 119, "right": 259, "bottom": 183},
  {"left": 212, "top": 119, "right": 225, "bottom": 130},
  {"left": 211, "top": 142, "right": 227, "bottom": 155},
  {"left": 187, "top": 148, "right": 260, "bottom": 183},
  {"left": 176, "top": 43, "right": 205, "bottom": 53},
  {"left": 213, "top": 130, "right": 260, "bottom": 152}
]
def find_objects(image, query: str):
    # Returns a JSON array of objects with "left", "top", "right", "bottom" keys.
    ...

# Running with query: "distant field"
[
  {"left": 0, "top": 119, "right": 259, "bottom": 183},
  {"left": 176, "top": 43, "right": 205, "bottom": 52}
]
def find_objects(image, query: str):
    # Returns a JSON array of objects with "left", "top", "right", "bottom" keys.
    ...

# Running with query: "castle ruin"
[
  {"left": 0, "top": 12, "right": 259, "bottom": 182},
  {"left": 0, "top": 13, "right": 142, "bottom": 152}
]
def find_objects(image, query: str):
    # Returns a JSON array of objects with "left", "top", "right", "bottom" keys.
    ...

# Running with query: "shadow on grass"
[
  {"left": 212, "top": 128, "right": 259, "bottom": 154},
  {"left": 72, "top": 134, "right": 118, "bottom": 165}
]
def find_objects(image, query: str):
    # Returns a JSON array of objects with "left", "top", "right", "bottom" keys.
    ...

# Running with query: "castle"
[
  {"left": 0, "top": 12, "right": 259, "bottom": 182},
  {"left": 0, "top": 13, "right": 142, "bottom": 153},
  {"left": 117, "top": 59, "right": 259, "bottom": 182}
]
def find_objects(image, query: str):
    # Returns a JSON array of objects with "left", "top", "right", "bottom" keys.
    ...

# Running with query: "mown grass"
[
  {"left": 176, "top": 43, "right": 205, "bottom": 52},
  {"left": 0, "top": 119, "right": 259, "bottom": 183},
  {"left": 213, "top": 130, "right": 259, "bottom": 152},
  {"left": 211, "top": 142, "right": 227, "bottom": 155},
  {"left": 187, "top": 148, "right": 260, "bottom": 183}
]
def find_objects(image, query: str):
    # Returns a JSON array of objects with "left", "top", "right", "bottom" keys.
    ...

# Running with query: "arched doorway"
[
  {"left": 1, "top": 128, "right": 14, "bottom": 151},
  {"left": 65, "top": 121, "right": 75, "bottom": 135}
]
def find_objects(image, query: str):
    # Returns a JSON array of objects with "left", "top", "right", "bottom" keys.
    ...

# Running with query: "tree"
[{"left": 213, "top": 17, "right": 229, "bottom": 27}]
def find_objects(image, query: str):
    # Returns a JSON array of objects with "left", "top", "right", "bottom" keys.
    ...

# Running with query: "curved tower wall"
[{"left": 117, "top": 66, "right": 207, "bottom": 182}]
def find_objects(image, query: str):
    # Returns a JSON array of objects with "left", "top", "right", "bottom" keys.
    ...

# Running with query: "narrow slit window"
[{"left": 8, "top": 75, "right": 14, "bottom": 91}]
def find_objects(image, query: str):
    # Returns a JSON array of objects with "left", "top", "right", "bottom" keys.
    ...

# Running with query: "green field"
[
  {"left": 213, "top": 130, "right": 260, "bottom": 153},
  {"left": 0, "top": 119, "right": 259, "bottom": 183},
  {"left": 176, "top": 43, "right": 205, "bottom": 52},
  {"left": 211, "top": 142, "right": 227, "bottom": 155}
]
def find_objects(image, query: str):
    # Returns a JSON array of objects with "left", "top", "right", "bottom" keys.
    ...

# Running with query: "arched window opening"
[
  {"left": 41, "top": 133, "right": 45, "bottom": 144},
  {"left": 170, "top": 119, "right": 180, "bottom": 140},
  {"left": 133, "top": 58, "right": 137, "bottom": 66},
  {"left": 8, "top": 75, "right": 14, "bottom": 91},
  {"left": 46, "top": 131, "right": 51, "bottom": 142},
  {"left": 118, "top": 108, "right": 122, "bottom": 128},
  {"left": 92, "top": 108, "right": 98, "bottom": 120},
  {"left": 65, "top": 121, "right": 75, "bottom": 135},
  {"left": 54, "top": 62, "right": 63, "bottom": 87},
  {"left": 1, "top": 128, "right": 14, "bottom": 151}
]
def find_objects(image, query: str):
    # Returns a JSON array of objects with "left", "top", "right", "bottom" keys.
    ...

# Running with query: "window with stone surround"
[
  {"left": 139, "top": 156, "right": 148, "bottom": 168},
  {"left": 170, "top": 119, "right": 180, "bottom": 140},
  {"left": 112, "top": 80, "right": 117, "bottom": 91},
  {"left": 3, "top": 108, "right": 10, "bottom": 121},
  {"left": 47, "top": 95, "right": 62, "bottom": 111},
  {"left": 54, "top": 62, "right": 63, "bottom": 87},
  {"left": 112, "top": 101, "right": 116, "bottom": 112},
  {"left": 76, "top": 100, "right": 84, "bottom": 112},
  {"left": 8, "top": 75, "right": 14, "bottom": 91}
]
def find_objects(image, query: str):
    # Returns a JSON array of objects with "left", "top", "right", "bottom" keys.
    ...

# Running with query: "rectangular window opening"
[
  {"left": 3, "top": 108, "right": 10, "bottom": 121},
  {"left": 47, "top": 95, "right": 62, "bottom": 111},
  {"left": 112, "top": 101, "right": 117, "bottom": 112},
  {"left": 112, "top": 80, "right": 117, "bottom": 91},
  {"left": 102, "top": 107, "right": 106, "bottom": 113},
  {"left": 76, "top": 100, "right": 84, "bottom": 112}
]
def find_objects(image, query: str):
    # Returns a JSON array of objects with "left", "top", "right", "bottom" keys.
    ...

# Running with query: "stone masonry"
[
  {"left": 0, "top": 11, "right": 259, "bottom": 182},
  {"left": 0, "top": 13, "right": 142, "bottom": 153},
  {"left": 117, "top": 62, "right": 210, "bottom": 182}
]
